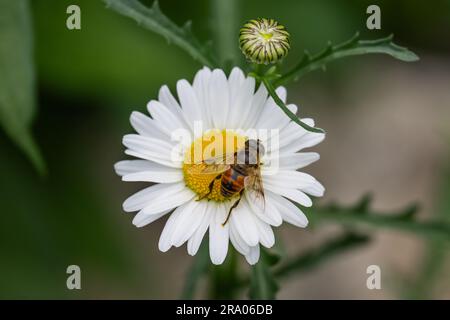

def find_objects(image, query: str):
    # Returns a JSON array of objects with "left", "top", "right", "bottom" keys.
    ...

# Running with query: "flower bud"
[{"left": 239, "top": 18, "right": 290, "bottom": 64}]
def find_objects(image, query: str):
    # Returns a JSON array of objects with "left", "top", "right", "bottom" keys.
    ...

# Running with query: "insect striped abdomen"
[{"left": 221, "top": 167, "right": 246, "bottom": 197}]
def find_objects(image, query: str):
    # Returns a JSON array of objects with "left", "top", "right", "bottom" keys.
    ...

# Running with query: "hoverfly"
[{"left": 189, "top": 139, "right": 265, "bottom": 225}]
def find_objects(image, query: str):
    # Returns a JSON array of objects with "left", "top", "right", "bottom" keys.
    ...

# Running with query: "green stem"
[
  {"left": 208, "top": 248, "right": 239, "bottom": 299},
  {"left": 261, "top": 77, "right": 325, "bottom": 133},
  {"left": 211, "top": 0, "right": 238, "bottom": 67},
  {"left": 180, "top": 241, "right": 209, "bottom": 299},
  {"left": 274, "top": 33, "right": 419, "bottom": 87},
  {"left": 249, "top": 251, "right": 279, "bottom": 299}
]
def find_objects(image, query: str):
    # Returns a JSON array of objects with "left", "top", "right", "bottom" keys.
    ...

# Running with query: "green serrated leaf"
[
  {"left": 393, "top": 203, "right": 420, "bottom": 220},
  {"left": 310, "top": 196, "right": 450, "bottom": 242},
  {"left": 103, "top": 0, "right": 217, "bottom": 67},
  {"left": 249, "top": 249, "right": 279, "bottom": 300},
  {"left": 0, "top": 0, "right": 45, "bottom": 175},
  {"left": 275, "top": 32, "right": 419, "bottom": 86},
  {"left": 261, "top": 77, "right": 325, "bottom": 133},
  {"left": 351, "top": 193, "right": 373, "bottom": 213}
]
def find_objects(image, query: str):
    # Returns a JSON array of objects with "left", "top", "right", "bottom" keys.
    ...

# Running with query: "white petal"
[
  {"left": 244, "top": 193, "right": 282, "bottom": 227},
  {"left": 263, "top": 170, "right": 320, "bottom": 190},
  {"left": 253, "top": 217, "right": 275, "bottom": 248},
  {"left": 274, "top": 123, "right": 305, "bottom": 150},
  {"left": 158, "top": 85, "right": 188, "bottom": 126},
  {"left": 209, "top": 69, "right": 229, "bottom": 129},
  {"left": 122, "top": 169, "right": 183, "bottom": 183},
  {"left": 125, "top": 149, "right": 182, "bottom": 169},
  {"left": 132, "top": 209, "right": 171, "bottom": 228},
  {"left": 270, "top": 191, "right": 309, "bottom": 227},
  {"left": 276, "top": 152, "right": 320, "bottom": 170},
  {"left": 114, "top": 159, "right": 169, "bottom": 176},
  {"left": 147, "top": 100, "right": 188, "bottom": 135},
  {"left": 254, "top": 86, "right": 290, "bottom": 130},
  {"left": 281, "top": 132, "right": 325, "bottom": 154},
  {"left": 276, "top": 86, "right": 287, "bottom": 102},
  {"left": 230, "top": 201, "right": 259, "bottom": 246},
  {"left": 264, "top": 184, "right": 313, "bottom": 207},
  {"left": 242, "top": 83, "right": 268, "bottom": 128},
  {"left": 158, "top": 85, "right": 180, "bottom": 110},
  {"left": 229, "top": 222, "right": 250, "bottom": 255},
  {"left": 171, "top": 200, "right": 206, "bottom": 247},
  {"left": 158, "top": 204, "right": 185, "bottom": 252},
  {"left": 192, "top": 67, "right": 213, "bottom": 128},
  {"left": 123, "top": 134, "right": 176, "bottom": 155},
  {"left": 256, "top": 103, "right": 297, "bottom": 130},
  {"left": 228, "top": 67, "right": 245, "bottom": 98},
  {"left": 129, "top": 111, "right": 167, "bottom": 140},
  {"left": 302, "top": 180, "right": 325, "bottom": 197},
  {"left": 245, "top": 245, "right": 260, "bottom": 265},
  {"left": 209, "top": 203, "right": 229, "bottom": 265},
  {"left": 123, "top": 134, "right": 182, "bottom": 168},
  {"left": 267, "top": 118, "right": 316, "bottom": 155},
  {"left": 141, "top": 186, "right": 195, "bottom": 215},
  {"left": 177, "top": 79, "right": 203, "bottom": 129},
  {"left": 187, "top": 202, "right": 213, "bottom": 256},
  {"left": 123, "top": 182, "right": 182, "bottom": 212},
  {"left": 228, "top": 73, "right": 255, "bottom": 129}
]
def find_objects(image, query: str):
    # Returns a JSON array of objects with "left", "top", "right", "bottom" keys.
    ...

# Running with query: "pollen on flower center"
[{"left": 182, "top": 130, "right": 246, "bottom": 202}]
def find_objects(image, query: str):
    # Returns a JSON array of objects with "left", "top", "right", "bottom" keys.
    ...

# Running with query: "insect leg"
[
  {"left": 196, "top": 174, "right": 222, "bottom": 201},
  {"left": 222, "top": 189, "right": 245, "bottom": 226}
]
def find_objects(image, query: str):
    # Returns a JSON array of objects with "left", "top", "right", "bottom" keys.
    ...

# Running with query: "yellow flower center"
[{"left": 182, "top": 130, "right": 246, "bottom": 202}]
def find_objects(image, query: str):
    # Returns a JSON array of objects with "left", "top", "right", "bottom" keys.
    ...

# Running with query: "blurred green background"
[{"left": 0, "top": 0, "right": 449, "bottom": 299}]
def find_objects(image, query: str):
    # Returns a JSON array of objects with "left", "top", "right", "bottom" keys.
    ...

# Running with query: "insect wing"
[
  {"left": 245, "top": 170, "right": 265, "bottom": 211},
  {"left": 204, "top": 152, "right": 235, "bottom": 165},
  {"left": 200, "top": 163, "right": 230, "bottom": 174},
  {"left": 186, "top": 153, "right": 234, "bottom": 175}
]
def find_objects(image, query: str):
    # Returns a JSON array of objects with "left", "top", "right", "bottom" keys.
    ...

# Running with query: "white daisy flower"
[{"left": 114, "top": 66, "right": 325, "bottom": 265}]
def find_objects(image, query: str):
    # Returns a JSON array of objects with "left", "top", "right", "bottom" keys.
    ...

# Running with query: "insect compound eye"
[
  {"left": 246, "top": 139, "right": 259, "bottom": 150},
  {"left": 236, "top": 150, "right": 248, "bottom": 164},
  {"left": 237, "top": 150, "right": 258, "bottom": 165}
]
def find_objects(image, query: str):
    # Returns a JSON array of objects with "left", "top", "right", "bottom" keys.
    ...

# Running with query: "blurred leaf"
[
  {"left": 311, "top": 195, "right": 450, "bottom": 241},
  {"left": 103, "top": 0, "right": 217, "bottom": 67},
  {"left": 406, "top": 158, "right": 450, "bottom": 299},
  {"left": 261, "top": 77, "right": 325, "bottom": 133},
  {"left": 274, "top": 233, "right": 370, "bottom": 280},
  {"left": 237, "top": 233, "right": 369, "bottom": 291},
  {"left": 0, "top": 104, "right": 144, "bottom": 298},
  {"left": 0, "top": 0, "right": 45, "bottom": 174},
  {"left": 181, "top": 240, "right": 209, "bottom": 299},
  {"left": 274, "top": 32, "right": 420, "bottom": 86},
  {"left": 249, "top": 249, "right": 279, "bottom": 300},
  {"left": 350, "top": 193, "right": 373, "bottom": 213}
]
